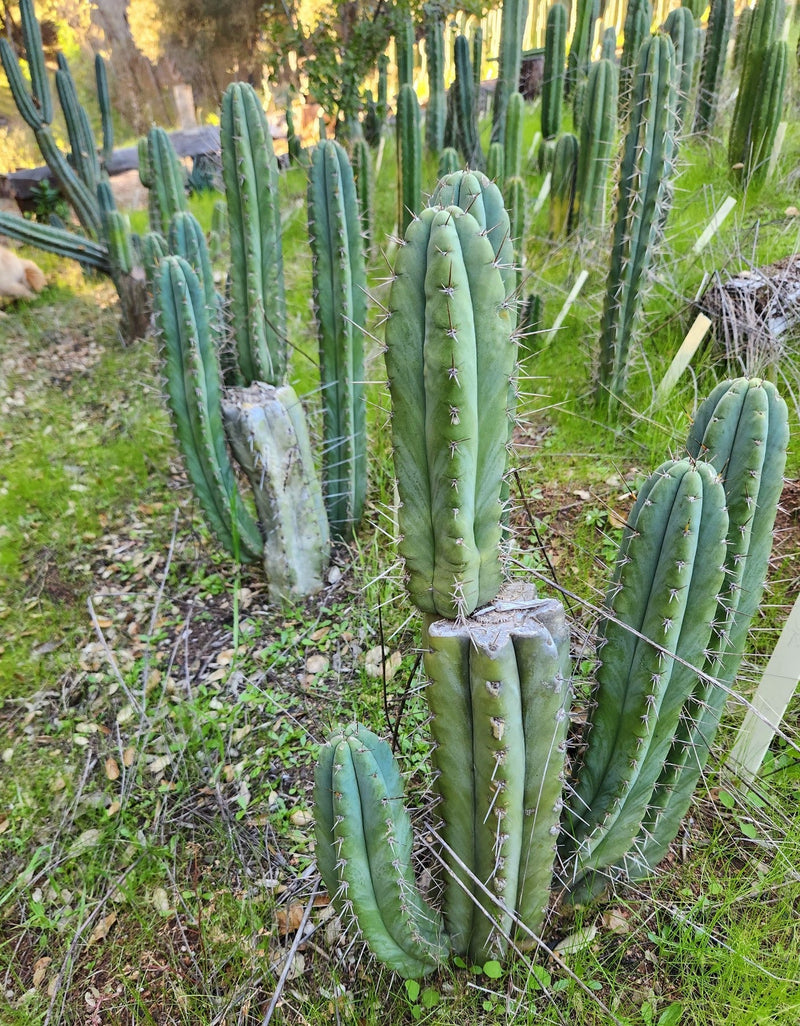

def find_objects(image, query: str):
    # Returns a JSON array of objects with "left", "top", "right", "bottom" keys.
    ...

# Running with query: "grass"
[{"left": 1, "top": 68, "right": 799, "bottom": 1026}]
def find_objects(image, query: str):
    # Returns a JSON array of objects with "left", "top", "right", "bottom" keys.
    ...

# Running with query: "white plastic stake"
[
  {"left": 726, "top": 593, "right": 800, "bottom": 779},
  {"left": 544, "top": 270, "right": 589, "bottom": 347},
  {"left": 691, "top": 196, "right": 736, "bottom": 256},
  {"left": 532, "top": 172, "right": 552, "bottom": 215},
  {"left": 767, "top": 121, "right": 787, "bottom": 180},
  {"left": 652, "top": 313, "right": 712, "bottom": 407}
]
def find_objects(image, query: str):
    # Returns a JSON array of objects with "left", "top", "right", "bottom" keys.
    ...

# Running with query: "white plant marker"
[
  {"left": 691, "top": 196, "right": 736, "bottom": 256},
  {"left": 545, "top": 269, "right": 589, "bottom": 347},
  {"left": 767, "top": 122, "right": 787, "bottom": 181},
  {"left": 726, "top": 593, "right": 800, "bottom": 779},
  {"left": 652, "top": 313, "right": 712, "bottom": 407},
  {"left": 532, "top": 172, "right": 552, "bottom": 215}
]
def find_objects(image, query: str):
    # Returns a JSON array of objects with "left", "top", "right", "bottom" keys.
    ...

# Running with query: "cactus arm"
[
  {"left": 314, "top": 725, "right": 448, "bottom": 978},
  {"left": 0, "top": 211, "right": 110, "bottom": 272},
  {"left": 146, "top": 126, "right": 189, "bottom": 235},
  {"left": 95, "top": 55, "right": 114, "bottom": 166},
  {"left": 563, "top": 460, "right": 728, "bottom": 886},
  {"left": 154, "top": 256, "right": 263, "bottom": 562},
  {"left": 221, "top": 82, "right": 287, "bottom": 386},
  {"left": 168, "top": 211, "right": 217, "bottom": 313},
  {"left": 55, "top": 62, "right": 100, "bottom": 198},
  {"left": 0, "top": 37, "right": 42, "bottom": 128}
]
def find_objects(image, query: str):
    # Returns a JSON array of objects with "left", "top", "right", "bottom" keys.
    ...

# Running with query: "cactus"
[
  {"left": 95, "top": 54, "right": 114, "bottom": 167},
  {"left": 424, "top": 3, "right": 447, "bottom": 155},
  {"left": 487, "top": 141, "right": 506, "bottom": 188},
  {"left": 596, "top": 34, "right": 678, "bottom": 414},
  {"left": 55, "top": 54, "right": 100, "bottom": 200},
  {"left": 732, "top": 6, "right": 753, "bottom": 69},
  {"left": 395, "top": 12, "right": 416, "bottom": 88},
  {"left": 601, "top": 26, "right": 618, "bottom": 61},
  {"left": 562, "top": 458, "right": 729, "bottom": 894},
  {"left": 0, "top": 212, "right": 110, "bottom": 273},
  {"left": 549, "top": 132, "right": 579, "bottom": 238},
  {"left": 566, "top": 0, "right": 600, "bottom": 98},
  {"left": 693, "top": 0, "right": 734, "bottom": 133},
  {"left": 222, "top": 383, "right": 330, "bottom": 603},
  {"left": 143, "top": 126, "right": 189, "bottom": 235},
  {"left": 504, "top": 92, "right": 525, "bottom": 180},
  {"left": 452, "top": 33, "right": 484, "bottom": 169},
  {"left": 141, "top": 230, "right": 169, "bottom": 286},
  {"left": 574, "top": 58, "right": 618, "bottom": 231},
  {"left": 491, "top": 0, "right": 527, "bottom": 145},
  {"left": 438, "top": 145, "right": 461, "bottom": 177},
  {"left": 285, "top": 105, "right": 304, "bottom": 165},
  {"left": 471, "top": 23, "right": 484, "bottom": 98},
  {"left": 208, "top": 199, "right": 228, "bottom": 264},
  {"left": 663, "top": 6, "right": 697, "bottom": 126},
  {"left": 396, "top": 83, "right": 422, "bottom": 237},
  {"left": 542, "top": 3, "right": 567, "bottom": 139},
  {"left": 154, "top": 256, "right": 264, "bottom": 563},
  {"left": 221, "top": 82, "right": 287, "bottom": 386},
  {"left": 314, "top": 724, "right": 450, "bottom": 978},
  {"left": 308, "top": 141, "right": 368, "bottom": 540},
  {"left": 728, "top": 36, "right": 788, "bottom": 189},
  {"left": 627, "top": 378, "right": 789, "bottom": 876},
  {"left": 383, "top": 202, "right": 517, "bottom": 619},
  {"left": 424, "top": 589, "right": 571, "bottom": 960},
  {"left": 620, "top": 0, "right": 654, "bottom": 119}
]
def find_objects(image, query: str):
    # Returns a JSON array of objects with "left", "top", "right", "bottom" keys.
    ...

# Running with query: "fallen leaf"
[
  {"left": 305, "top": 654, "right": 329, "bottom": 675},
  {"left": 276, "top": 902, "right": 306, "bottom": 935},
  {"left": 32, "top": 956, "right": 52, "bottom": 987},
  {"left": 290, "top": 809, "right": 313, "bottom": 828},
  {"left": 553, "top": 924, "right": 598, "bottom": 956},
  {"left": 123, "top": 746, "right": 136, "bottom": 767},
  {"left": 364, "top": 646, "right": 402, "bottom": 681},
  {"left": 88, "top": 912, "right": 117, "bottom": 945},
  {"left": 601, "top": 909, "right": 630, "bottom": 934},
  {"left": 105, "top": 757, "right": 120, "bottom": 781}
]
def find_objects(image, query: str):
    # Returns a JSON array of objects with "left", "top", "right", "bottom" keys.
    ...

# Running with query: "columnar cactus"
[
  {"left": 424, "top": 2, "right": 447, "bottom": 155},
  {"left": 574, "top": 58, "right": 618, "bottom": 231},
  {"left": 728, "top": 32, "right": 788, "bottom": 189},
  {"left": 504, "top": 91, "right": 525, "bottom": 181},
  {"left": 396, "top": 83, "right": 422, "bottom": 237},
  {"left": 221, "top": 82, "right": 287, "bottom": 386},
  {"left": 142, "top": 126, "right": 189, "bottom": 236},
  {"left": 452, "top": 33, "right": 483, "bottom": 169},
  {"left": 663, "top": 6, "right": 697, "bottom": 127},
  {"left": 628, "top": 378, "right": 789, "bottom": 876},
  {"left": 395, "top": 12, "right": 416, "bottom": 88},
  {"left": 549, "top": 132, "right": 579, "bottom": 238},
  {"left": 566, "top": 0, "right": 600, "bottom": 98},
  {"left": 314, "top": 724, "right": 450, "bottom": 978},
  {"left": 491, "top": 0, "right": 527, "bottom": 145},
  {"left": 562, "top": 458, "right": 729, "bottom": 893},
  {"left": 307, "top": 140, "right": 368, "bottom": 540},
  {"left": 154, "top": 256, "right": 264, "bottom": 564},
  {"left": 351, "top": 136, "right": 374, "bottom": 252},
  {"left": 597, "top": 34, "right": 678, "bottom": 414},
  {"left": 438, "top": 146, "right": 461, "bottom": 177},
  {"left": 620, "top": 0, "right": 654, "bottom": 118},
  {"left": 487, "top": 142, "right": 506, "bottom": 188},
  {"left": 693, "top": 0, "right": 734, "bottom": 133},
  {"left": 542, "top": 3, "right": 567, "bottom": 140}
]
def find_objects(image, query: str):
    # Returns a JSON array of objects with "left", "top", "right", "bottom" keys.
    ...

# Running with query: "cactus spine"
[
  {"left": 596, "top": 34, "right": 678, "bottom": 414},
  {"left": 574, "top": 58, "right": 618, "bottom": 231},
  {"left": 396, "top": 83, "right": 422, "bottom": 237},
  {"left": 221, "top": 82, "right": 287, "bottom": 386},
  {"left": 541, "top": 3, "right": 567, "bottom": 140},
  {"left": 693, "top": 0, "right": 734, "bottom": 133},
  {"left": 424, "top": 3, "right": 447, "bottom": 155},
  {"left": 307, "top": 140, "right": 368, "bottom": 540}
]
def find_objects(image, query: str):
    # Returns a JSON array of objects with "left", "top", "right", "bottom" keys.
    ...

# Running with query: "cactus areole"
[{"left": 384, "top": 204, "right": 518, "bottom": 619}]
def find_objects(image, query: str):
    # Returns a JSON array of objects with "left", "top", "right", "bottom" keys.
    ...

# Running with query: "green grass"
[{"left": 1, "top": 65, "right": 799, "bottom": 1026}]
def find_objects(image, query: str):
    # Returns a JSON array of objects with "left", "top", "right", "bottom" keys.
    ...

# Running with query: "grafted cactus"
[{"left": 307, "top": 140, "right": 368, "bottom": 540}]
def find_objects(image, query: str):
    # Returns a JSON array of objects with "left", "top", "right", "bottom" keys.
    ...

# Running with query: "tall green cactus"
[
  {"left": 307, "top": 141, "right": 368, "bottom": 540},
  {"left": 504, "top": 91, "right": 525, "bottom": 180},
  {"left": 562, "top": 458, "right": 729, "bottom": 893},
  {"left": 693, "top": 0, "right": 734, "bottom": 133},
  {"left": 154, "top": 255, "right": 264, "bottom": 564},
  {"left": 395, "top": 12, "right": 416, "bottom": 88},
  {"left": 491, "top": 0, "right": 527, "bottom": 145},
  {"left": 627, "top": 378, "right": 789, "bottom": 877},
  {"left": 549, "top": 132, "right": 579, "bottom": 238},
  {"left": 314, "top": 724, "right": 450, "bottom": 978},
  {"left": 452, "top": 33, "right": 484, "bottom": 169},
  {"left": 663, "top": 6, "right": 697, "bottom": 126},
  {"left": 221, "top": 82, "right": 287, "bottom": 386},
  {"left": 574, "top": 58, "right": 618, "bottom": 231},
  {"left": 566, "top": 0, "right": 600, "bottom": 98},
  {"left": 487, "top": 141, "right": 506, "bottom": 188},
  {"left": 728, "top": 33, "right": 788, "bottom": 189},
  {"left": 424, "top": 3, "right": 447, "bottom": 155},
  {"left": 383, "top": 202, "right": 517, "bottom": 619},
  {"left": 541, "top": 3, "right": 567, "bottom": 140},
  {"left": 597, "top": 34, "right": 678, "bottom": 414},
  {"left": 351, "top": 136, "right": 374, "bottom": 252},
  {"left": 396, "top": 83, "right": 423, "bottom": 237},
  {"left": 620, "top": 0, "right": 653, "bottom": 118},
  {"left": 143, "top": 126, "right": 189, "bottom": 236}
]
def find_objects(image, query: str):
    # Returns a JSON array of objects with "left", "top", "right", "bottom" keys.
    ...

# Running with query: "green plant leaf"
[
  {"left": 483, "top": 959, "right": 503, "bottom": 979},
  {"left": 657, "top": 1002, "right": 684, "bottom": 1026},
  {"left": 404, "top": 979, "right": 420, "bottom": 1002}
]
